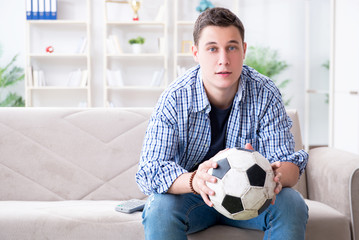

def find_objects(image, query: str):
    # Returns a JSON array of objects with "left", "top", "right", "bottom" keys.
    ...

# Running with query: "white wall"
[
  {"left": 0, "top": 0, "right": 26, "bottom": 100},
  {"left": 239, "top": 0, "right": 306, "bottom": 141},
  {"left": 0, "top": 0, "right": 332, "bottom": 146},
  {"left": 332, "top": 0, "right": 359, "bottom": 154}
]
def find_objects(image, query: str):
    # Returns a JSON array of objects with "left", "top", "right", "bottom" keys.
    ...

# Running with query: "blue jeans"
[{"left": 142, "top": 188, "right": 308, "bottom": 240}]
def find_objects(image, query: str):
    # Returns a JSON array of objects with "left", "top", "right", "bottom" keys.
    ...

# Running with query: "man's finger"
[
  {"left": 245, "top": 143, "right": 254, "bottom": 150},
  {"left": 196, "top": 169, "right": 217, "bottom": 183},
  {"left": 201, "top": 192, "right": 214, "bottom": 207},
  {"left": 198, "top": 160, "right": 218, "bottom": 171},
  {"left": 274, "top": 172, "right": 282, "bottom": 183},
  {"left": 271, "top": 195, "right": 277, "bottom": 205},
  {"left": 271, "top": 161, "right": 281, "bottom": 170}
]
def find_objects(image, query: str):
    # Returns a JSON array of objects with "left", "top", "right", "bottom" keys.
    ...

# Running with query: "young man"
[{"left": 136, "top": 7, "right": 308, "bottom": 240}]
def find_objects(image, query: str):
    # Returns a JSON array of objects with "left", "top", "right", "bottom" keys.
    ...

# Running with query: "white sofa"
[{"left": 0, "top": 108, "right": 358, "bottom": 240}]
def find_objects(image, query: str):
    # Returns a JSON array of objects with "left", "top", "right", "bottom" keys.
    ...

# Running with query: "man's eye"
[
  {"left": 209, "top": 47, "right": 216, "bottom": 52},
  {"left": 228, "top": 46, "right": 237, "bottom": 51}
]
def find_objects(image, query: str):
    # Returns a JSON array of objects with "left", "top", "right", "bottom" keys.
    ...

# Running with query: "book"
[
  {"left": 107, "top": 69, "right": 124, "bottom": 87},
  {"left": 76, "top": 37, "right": 87, "bottom": 54},
  {"left": 80, "top": 70, "right": 88, "bottom": 87},
  {"left": 50, "top": 0, "right": 57, "bottom": 20},
  {"left": 67, "top": 69, "right": 82, "bottom": 87},
  {"left": 26, "top": 0, "right": 32, "bottom": 20},
  {"left": 78, "top": 101, "right": 87, "bottom": 108},
  {"left": 151, "top": 69, "right": 164, "bottom": 86},
  {"left": 106, "top": 38, "right": 116, "bottom": 54},
  {"left": 39, "top": 70, "right": 46, "bottom": 86},
  {"left": 108, "top": 102, "right": 115, "bottom": 108},
  {"left": 155, "top": 5, "right": 165, "bottom": 22},
  {"left": 27, "top": 66, "right": 33, "bottom": 86},
  {"left": 110, "top": 35, "right": 123, "bottom": 54},
  {"left": 33, "top": 70, "right": 46, "bottom": 86},
  {"left": 114, "top": 70, "right": 124, "bottom": 86},
  {"left": 33, "top": 70, "right": 39, "bottom": 87}
]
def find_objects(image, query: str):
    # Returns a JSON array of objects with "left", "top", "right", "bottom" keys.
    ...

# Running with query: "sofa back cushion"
[
  {"left": 0, "top": 108, "right": 151, "bottom": 201},
  {"left": 0, "top": 108, "right": 307, "bottom": 201}
]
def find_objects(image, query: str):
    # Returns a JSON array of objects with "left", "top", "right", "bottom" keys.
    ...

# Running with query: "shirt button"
[{"left": 205, "top": 144, "right": 208, "bottom": 147}]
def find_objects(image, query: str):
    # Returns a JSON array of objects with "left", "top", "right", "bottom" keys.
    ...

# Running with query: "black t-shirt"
[{"left": 202, "top": 103, "right": 232, "bottom": 161}]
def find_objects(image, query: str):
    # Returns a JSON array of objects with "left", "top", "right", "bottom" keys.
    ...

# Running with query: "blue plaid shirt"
[{"left": 136, "top": 65, "right": 308, "bottom": 195}]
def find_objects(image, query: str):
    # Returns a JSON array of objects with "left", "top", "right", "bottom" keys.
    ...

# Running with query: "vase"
[{"left": 131, "top": 44, "right": 142, "bottom": 54}]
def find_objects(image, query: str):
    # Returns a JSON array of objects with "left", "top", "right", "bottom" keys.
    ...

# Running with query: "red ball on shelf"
[{"left": 46, "top": 46, "right": 54, "bottom": 53}]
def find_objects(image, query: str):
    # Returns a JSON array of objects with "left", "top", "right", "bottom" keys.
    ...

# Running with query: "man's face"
[{"left": 192, "top": 25, "right": 247, "bottom": 94}]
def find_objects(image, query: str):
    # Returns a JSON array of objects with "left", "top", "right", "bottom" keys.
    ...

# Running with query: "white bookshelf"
[
  {"left": 103, "top": 0, "right": 168, "bottom": 107},
  {"left": 25, "top": 0, "right": 91, "bottom": 107}
]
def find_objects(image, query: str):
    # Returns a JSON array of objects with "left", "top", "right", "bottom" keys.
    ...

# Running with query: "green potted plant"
[
  {"left": 0, "top": 44, "right": 25, "bottom": 107},
  {"left": 128, "top": 36, "right": 145, "bottom": 54},
  {"left": 244, "top": 46, "right": 291, "bottom": 106}
]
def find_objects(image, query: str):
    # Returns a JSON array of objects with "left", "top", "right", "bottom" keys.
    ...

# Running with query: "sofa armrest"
[{"left": 307, "top": 147, "right": 359, "bottom": 239}]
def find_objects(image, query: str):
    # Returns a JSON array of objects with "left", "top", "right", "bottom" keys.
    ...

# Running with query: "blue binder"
[
  {"left": 50, "top": 0, "right": 57, "bottom": 20},
  {"left": 32, "top": 0, "right": 39, "bottom": 20},
  {"left": 39, "top": 0, "right": 45, "bottom": 20},
  {"left": 44, "top": 0, "right": 51, "bottom": 19},
  {"left": 26, "top": 0, "right": 32, "bottom": 20}
]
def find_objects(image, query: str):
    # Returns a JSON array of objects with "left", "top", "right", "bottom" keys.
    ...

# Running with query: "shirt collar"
[
  {"left": 193, "top": 65, "right": 246, "bottom": 113},
  {"left": 193, "top": 67, "right": 211, "bottom": 113}
]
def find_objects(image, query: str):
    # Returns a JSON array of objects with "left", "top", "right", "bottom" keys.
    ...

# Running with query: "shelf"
[
  {"left": 104, "top": 0, "right": 169, "bottom": 107},
  {"left": 107, "top": 53, "right": 165, "bottom": 58},
  {"left": 107, "top": 86, "right": 165, "bottom": 91},
  {"left": 107, "top": 21, "right": 165, "bottom": 26},
  {"left": 28, "top": 87, "right": 89, "bottom": 90},
  {"left": 29, "top": 54, "right": 88, "bottom": 58},
  {"left": 27, "top": 20, "right": 88, "bottom": 25}
]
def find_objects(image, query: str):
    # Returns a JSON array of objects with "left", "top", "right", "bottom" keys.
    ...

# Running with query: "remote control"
[{"left": 115, "top": 199, "right": 147, "bottom": 214}]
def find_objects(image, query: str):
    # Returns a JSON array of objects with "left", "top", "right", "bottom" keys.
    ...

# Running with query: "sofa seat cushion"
[
  {"left": 305, "top": 199, "right": 351, "bottom": 240},
  {"left": 0, "top": 199, "right": 351, "bottom": 240},
  {"left": 188, "top": 199, "right": 351, "bottom": 240},
  {"left": 0, "top": 201, "right": 144, "bottom": 240}
]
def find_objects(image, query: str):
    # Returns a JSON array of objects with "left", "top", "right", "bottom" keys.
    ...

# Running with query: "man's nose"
[{"left": 218, "top": 50, "right": 230, "bottom": 65}]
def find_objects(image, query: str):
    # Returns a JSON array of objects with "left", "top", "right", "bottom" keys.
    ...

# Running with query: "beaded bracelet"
[{"left": 189, "top": 170, "right": 199, "bottom": 195}]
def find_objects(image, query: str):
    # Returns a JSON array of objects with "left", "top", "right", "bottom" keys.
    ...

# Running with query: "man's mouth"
[{"left": 216, "top": 71, "right": 232, "bottom": 76}]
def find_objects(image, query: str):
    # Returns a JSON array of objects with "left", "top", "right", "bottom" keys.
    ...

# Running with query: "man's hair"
[{"left": 193, "top": 7, "right": 245, "bottom": 46}]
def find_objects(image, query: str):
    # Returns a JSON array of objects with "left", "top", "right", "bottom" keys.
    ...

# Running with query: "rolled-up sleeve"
[
  {"left": 135, "top": 109, "right": 187, "bottom": 195},
  {"left": 258, "top": 95, "right": 308, "bottom": 175}
]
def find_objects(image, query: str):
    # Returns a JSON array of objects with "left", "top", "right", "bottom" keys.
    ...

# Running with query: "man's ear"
[
  {"left": 192, "top": 45, "right": 199, "bottom": 63},
  {"left": 243, "top": 42, "right": 247, "bottom": 60}
]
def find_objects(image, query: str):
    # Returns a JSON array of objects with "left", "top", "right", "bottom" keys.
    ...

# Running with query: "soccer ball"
[{"left": 206, "top": 147, "right": 276, "bottom": 220}]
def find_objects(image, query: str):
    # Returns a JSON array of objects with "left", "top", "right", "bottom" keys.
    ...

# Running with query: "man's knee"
[
  {"left": 143, "top": 194, "right": 179, "bottom": 221},
  {"left": 142, "top": 194, "right": 190, "bottom": 240},
  {"left": 274, "top": 188, "right": 308, "bottom": 222},
  {"left": 142, "top": 194, "right": 188, "bottom": 230}
]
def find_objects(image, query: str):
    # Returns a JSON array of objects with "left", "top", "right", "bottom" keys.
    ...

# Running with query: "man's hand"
[
  {"left": 192, "top": 160, "right": 218, "bottom": 207},
  {"left": 245, "top": 143, "right": 282, "bottom": 205},
  {"left": 193, "top": 148, "right": 232, "bottom": 207},
  {"left": 271, "top": 161, "right": 282, "bottom": 204},
  {"left": 192, "top": 144, "right": 289, "bottom": 207}
]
